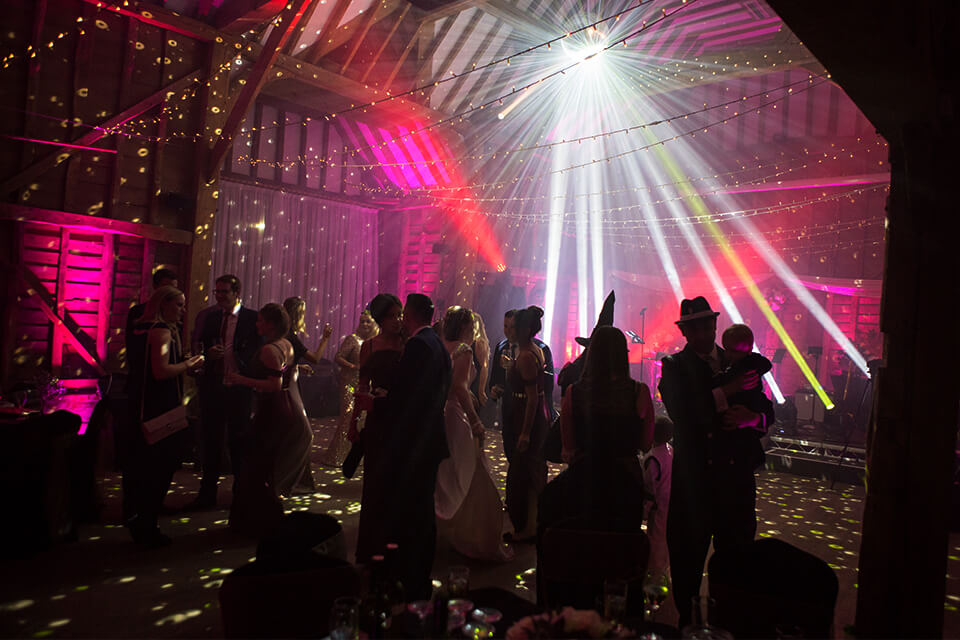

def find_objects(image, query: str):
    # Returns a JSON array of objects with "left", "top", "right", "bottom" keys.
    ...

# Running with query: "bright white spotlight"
[{"left": 560, "top": 29, "right": 608, "bottom": 69}]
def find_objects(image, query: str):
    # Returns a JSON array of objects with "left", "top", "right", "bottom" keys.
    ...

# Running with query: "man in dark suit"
[
  {"left": 659, "top": 296, "right": 774, "bottom": 628},
  {"left": 490, "top": 310, "right": 555, "bottom": 461},
  {"left": 187, "top": 274, "right": 262, "bottom": 510},
  {"left": 376, "top": 293, "right": 451, "bottom": 600}
]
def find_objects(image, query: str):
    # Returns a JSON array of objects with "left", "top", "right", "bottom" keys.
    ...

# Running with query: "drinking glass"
[
  {"left": 462, "top": 621, "right": 494, "bottom": 638},
  {"left": 329, "top": 596, "right": 359, "bottom": 640},
  {"left": 447, "top": 598, "right": 474, "bottom": 634},
  {"left": 471, "top": 608, "right": 502, "bottom": 625},
  {"left": 603, "top": 579, "right": 628, "bottom": 624},
  {"left": 681, "top": 597, "right": 733, "bottom": 640},
  {"left": 642, "top": 571, "right": 670, "bottom": 622},
  {"left": 448, "top": 565, "right": 470, "bottom": 596},
  {"left": 407, "top": 600, "right": 432, "bottom": 636}
]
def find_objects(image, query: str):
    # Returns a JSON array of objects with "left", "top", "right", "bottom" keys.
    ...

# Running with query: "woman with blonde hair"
[
  {"left": 124, "top": 286, "right": 203, "bottom": 546},
  {"left": 319, "top": 309, "right": 378, "bottom": 467}
]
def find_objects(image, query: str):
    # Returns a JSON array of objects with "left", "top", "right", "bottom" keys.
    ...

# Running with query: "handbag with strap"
[{"left": 140, "top": 323, "right": 189, "bottom": 445}]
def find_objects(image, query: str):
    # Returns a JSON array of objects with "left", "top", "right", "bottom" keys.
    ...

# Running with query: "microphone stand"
[{"left": 639, "top": 307, "right": 647, "bottom": 385}]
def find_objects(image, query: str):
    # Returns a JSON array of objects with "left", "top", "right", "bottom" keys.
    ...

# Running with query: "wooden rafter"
[
  {"left": 481, "top": 0, "right": 547, "bottom": 34},
  {"left": 266, "top": 48, "right": 450, "bottom": 123},
  {"left": 0, "top": 204, "right": 194, "bottom": 244},
  {"left": 383, "top": 21, "right": 425, "bottom": 91},
  {"left": 422, "top": 9, "right": 483, "bottom": 100},
  {"left": 359, "top": 3, "right": 410, "bottom": 83},
  {"left": 1, "top": 70, "right": 202, "bottom": 197},
  {"left": 294, "top": 0, "right": 404, "bottom": 62},
  {"left": 215, "top": 0, "right": 287, "bottom": 34},
  {"left": 15, "top": 263, "right": 107, "bottom": 377},
  {"left": 340, "top": 2, "right": 385, "bottom": 75},
  {"left": 414, "top": 16, "right": 457, "bottom": 89},
  {"left": 207, "top": 0, "right": 317, "bottom": 180},
  {"left": 421, "top": 0, "right": 482, "bottom": 24},
  {"left": 83, "top": 0, "right": 448, "bottom": 126},
  {"left": 282, "top": 0, "right": 326, "bottom": 55},
  {"left": 79, "top": 0, "right": 224, "bottom": 41},
  {"left": 437, "top": 18, "right": 504, "bottom": 113},
  {"left": 303, "top": 0, "right": 353, "bottom": 65}
]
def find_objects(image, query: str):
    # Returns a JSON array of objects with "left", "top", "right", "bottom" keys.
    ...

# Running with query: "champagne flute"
[{"left": 643, "top": 571, "right": 670, "bottom": 623}]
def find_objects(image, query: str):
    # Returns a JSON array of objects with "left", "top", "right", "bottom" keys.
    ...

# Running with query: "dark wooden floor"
[{"left": 1, "top": 418, "right": 957, "bottom": 638}]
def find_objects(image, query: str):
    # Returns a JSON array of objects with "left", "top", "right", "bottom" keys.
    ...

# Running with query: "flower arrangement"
[{"left": 505, "top": 607, "right": 633, "bottom": 639}]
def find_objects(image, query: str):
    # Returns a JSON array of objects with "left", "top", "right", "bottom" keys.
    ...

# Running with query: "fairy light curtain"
[{"left": 212, "top": 180, "right": 380, "bottom": 354}]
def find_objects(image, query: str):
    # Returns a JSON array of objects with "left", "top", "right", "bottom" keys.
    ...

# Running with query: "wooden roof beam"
[
  {"left": 214, "top": 0, "right": 287, "bottom": 33},
  {"left": 421, "top": 0, "right": 482, "bottom": 24},
  {"left": 208, "top": 0, "right": 318, "bottom": 180},
  {"left": 0, "top": 204, "right": 194, "bottom": 244},
  {"left": 359, "top": 3, "right": 411, "bottom": 83},
  {"left": 1, "top": 70, "right": 202, "bottom": 197},
  {"left": 302, "top": 0, "right": 353, "bottom": 65}
]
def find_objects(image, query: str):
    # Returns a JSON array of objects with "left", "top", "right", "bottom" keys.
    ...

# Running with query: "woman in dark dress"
[
  {"left": 538, "top": 325, "right": 655, "bottom": 533},
  {"left": 125, "top": 286, "right": 203, "bottom": 546},
  {"left": 353, "top": 293, "right": 404, "bottom": 563},
  {"left": 225, "top": 303, "right": 312, "bottom": 538},
  {"left": 505, "top": 305, "right": 550, "bottom": 541}
]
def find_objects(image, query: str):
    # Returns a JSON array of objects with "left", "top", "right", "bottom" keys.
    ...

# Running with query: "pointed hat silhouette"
[{"left": 574, "top": 290, "right": 615, "bottom": 347}]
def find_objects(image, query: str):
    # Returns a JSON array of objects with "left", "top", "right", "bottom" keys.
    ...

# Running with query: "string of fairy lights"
[
  {"left": 224, "top": 71, "right": 829, "bottom": 173},
  {"left": 4, "top": 0, "right": 889, "bottom": 255},
  {"left": 476, "top": 184, "right": 888, "bottom": 228},
  {"left": 5, "top": 0, "right": 813, "bottom": 199}
]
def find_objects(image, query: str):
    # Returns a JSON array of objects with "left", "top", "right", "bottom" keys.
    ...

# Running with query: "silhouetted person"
[
  {"left": 659, "top": 297, "right": 774, "bottom": 628},
  {"left": 188, "top": 274, "right": 262, "bottom": 510}
]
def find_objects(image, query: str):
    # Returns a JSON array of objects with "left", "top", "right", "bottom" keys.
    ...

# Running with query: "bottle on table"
[{"left": 360, "top": 555, "right": 392, "bottom": 639}]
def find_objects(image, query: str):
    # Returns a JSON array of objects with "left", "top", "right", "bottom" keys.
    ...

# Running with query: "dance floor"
[{"left": 1, "top": 417, "right": 958, "bottom": 638}]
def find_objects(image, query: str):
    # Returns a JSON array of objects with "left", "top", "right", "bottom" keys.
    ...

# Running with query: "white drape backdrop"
[{"left": 212, "top": 181, "right": 381, "bottom": 357}]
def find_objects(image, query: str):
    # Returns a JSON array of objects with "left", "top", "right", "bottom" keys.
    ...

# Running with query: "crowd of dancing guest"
[{"left": 120, "top": 271, "right": 777, "bottom": 629}]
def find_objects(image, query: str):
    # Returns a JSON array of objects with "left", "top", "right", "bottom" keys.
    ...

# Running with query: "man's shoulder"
[{"left": 238, "top": 306, "right": 258, "bottom": 320}]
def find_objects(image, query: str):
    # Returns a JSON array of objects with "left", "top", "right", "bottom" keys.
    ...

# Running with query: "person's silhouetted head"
[{"left": 513, "top": 306, "right": 543, "bottom": 345}]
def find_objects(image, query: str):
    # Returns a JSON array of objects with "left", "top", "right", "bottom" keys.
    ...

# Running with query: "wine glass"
[
  {"left": 464, "top": 607, "right": 501, "bottom": 639},
  {"left": 329, "top": 596, "right": 359, "bottom": 640},
  {"left": 447, "top": 598, "right": 474, "bottom": 633},
  {"left": 471, "top": 608, "right": 502, "bottom": 625},
  {"left": 642, "top": 571, "right": 670, "bottom": 622},
  {"left": 407, "top": 600, "right": 432, "bottom": 636}
]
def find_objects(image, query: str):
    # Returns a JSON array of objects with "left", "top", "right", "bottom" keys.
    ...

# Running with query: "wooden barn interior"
[{"left": 0, "top": 0, "right": 957, "bottom": 637}]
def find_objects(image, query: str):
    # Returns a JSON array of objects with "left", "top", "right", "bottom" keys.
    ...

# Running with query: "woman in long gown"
[
  {"left": 435, "top": 307, "right": 514, "bottom": 562},
  {"left": 125, "top": 286, "right": 203, "bottom": 546},
  {"left": 281, "top": 296, "right": 333, "bottom": 491},
  {"left": 319, "top": 310, "right": 377, "bottom": 467},
  {"left": 353, "top": 293, "right": 404, "bottom": 563},
  {"left": 226, "top": 303, "right": 312, "bottom": 538},
  {"left": 505, "top": 305, "right": 550, "bottom": 541}
]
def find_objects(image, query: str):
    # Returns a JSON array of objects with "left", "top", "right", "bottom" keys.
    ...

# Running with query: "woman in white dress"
[{"left": 435, "top": 306, "right": 514, "bottom": 562}]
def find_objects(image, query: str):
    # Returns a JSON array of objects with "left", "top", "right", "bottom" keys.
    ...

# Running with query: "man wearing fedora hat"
[{"left": 659, "top": 296, "right": 774, "bottom": 629}]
